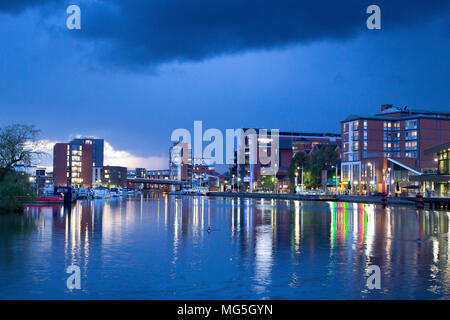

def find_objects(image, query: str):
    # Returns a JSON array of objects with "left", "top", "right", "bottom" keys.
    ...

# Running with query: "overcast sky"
[{"left": 0, "top": 1, "right": 449, "bottom": 169}]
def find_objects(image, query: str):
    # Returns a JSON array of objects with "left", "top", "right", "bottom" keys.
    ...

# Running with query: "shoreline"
[{"left": 207, "top": 191, "right": 418, "bottom": 207}]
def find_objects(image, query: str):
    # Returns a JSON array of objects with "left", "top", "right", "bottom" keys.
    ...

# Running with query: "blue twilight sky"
[{"left": 0, "top": 1, "right": 449, "bottom": 169}]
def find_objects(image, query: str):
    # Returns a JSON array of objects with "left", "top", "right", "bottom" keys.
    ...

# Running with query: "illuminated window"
[{"left": 405, "top": 120, "right": 417, "bottom": 130}]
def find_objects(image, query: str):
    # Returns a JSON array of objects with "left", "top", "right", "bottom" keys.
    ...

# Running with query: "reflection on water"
[{"left": 0, "top": 193, "right": 449, "bottom": 299}]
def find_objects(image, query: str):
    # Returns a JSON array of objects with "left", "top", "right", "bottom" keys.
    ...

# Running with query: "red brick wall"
[
  {"left": 53, "top": 143, "right": 68, "bottom": 186},
  {"left": 81, "top": 144, "right": 93, "bottom": 187}
]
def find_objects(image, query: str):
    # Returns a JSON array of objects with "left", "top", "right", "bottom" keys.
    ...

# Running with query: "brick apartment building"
[
  {"left": 53, "top": 138, "right": 104, "bottom": 188},
  {"left": 341, "top": 104, "right": 450, "bottom": 194},
  {"left": 93, "top": 166, "right": 127, "bottom": 188},
  {"left": 232, "top": 130, "right": 341, "bottom": 192}
]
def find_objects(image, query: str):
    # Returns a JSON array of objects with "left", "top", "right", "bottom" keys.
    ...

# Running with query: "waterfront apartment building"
[
  {"left": 53, "top": 138, "right": 104, "bottom": 188},
  {"left": 341, "top": 104, "right": 450, "bottom": 194},
  {"left": 232, "top": 130, "right": 341, "bottom": 192},
  {"left": 101, "top": 166, "right": 127, "bottom": 188},
  {"left": 70, "top": 138, "right": 104, "bottom": 167}
]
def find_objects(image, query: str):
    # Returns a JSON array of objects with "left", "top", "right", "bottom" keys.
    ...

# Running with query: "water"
[{"left": 1, "top": 193, "right": 450, "bottom": 300}]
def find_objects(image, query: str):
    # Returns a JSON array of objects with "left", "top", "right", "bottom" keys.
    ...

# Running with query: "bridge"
[{"left": 127, "top": 178, "right": 183, "bottom": 186}]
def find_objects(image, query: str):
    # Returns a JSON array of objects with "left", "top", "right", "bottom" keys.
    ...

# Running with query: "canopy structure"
[{"left": 387, "top": 158, "right": 423, "bottom": 176}]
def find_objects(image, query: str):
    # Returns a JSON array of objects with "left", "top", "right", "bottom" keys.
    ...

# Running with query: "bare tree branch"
[{"left": 0, "top": 124, "right": 45, "bottom": 181}]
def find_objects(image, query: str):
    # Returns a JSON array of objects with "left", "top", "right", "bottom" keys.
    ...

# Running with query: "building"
[
  {"left": 13, "top": 165, "right": 52, "bottom": 185},
  {"left": 53, "top": 138, "right": 104, "bottom": 187},
  {"left": 101, "top": 166, "right": 127, "bottom": 188},
  {"left": 70, "top": 138, "right": 104, "bottom": 167},
  {"left": 169, "top": 142, "right": 193, "bottom": 182},
  {"left": 146, "top": 169, "right": 170, "bottom": 180},
  {"left": 232, "top": 130, "right": 341, "bottom": 192},
  {"left": 410, "top": 142, "right": 450, "bottom": 197},
  {"left": 136, "top": 168, "right": 146, "bottom": 178},
  {"left": 341, "top": 105, "right": 450, "bottom": 194}
]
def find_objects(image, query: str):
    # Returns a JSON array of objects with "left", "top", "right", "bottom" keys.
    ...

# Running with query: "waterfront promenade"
[{"left": 207, "top": 191, "right": 450, "bottom": 208}]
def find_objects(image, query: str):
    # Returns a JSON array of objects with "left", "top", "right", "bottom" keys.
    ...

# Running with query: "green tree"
[
  {"left": 0, "top": 124, "right": 43, "bottom": 213},
  {"left": 0, "top": 171, "right": 33, "bottom": 213},
  {"left": 288, "top": 151, "right": 308, "bottom": 186},
  {"left": 288, "top": 145, "right": 340, "bottom": 189},
  {"left": 260, "top": 175, "right": 277, "bottom": 190}
]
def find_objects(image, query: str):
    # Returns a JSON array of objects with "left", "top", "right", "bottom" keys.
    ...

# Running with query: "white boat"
[
  {"left": 181, "top": 187, "right": 208, "bottom": 196},
  {"left": 78, "top": 187, "right": 89, "bottom": 199},
  {"left": 93, "top": 188, "right": 111, "bottom": 199},
  {"left": 110, "top": 188, "right": 120, "bottom": 197}
]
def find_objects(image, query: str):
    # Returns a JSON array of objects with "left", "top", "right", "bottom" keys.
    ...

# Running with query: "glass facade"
[{"left": 437, "top": 149, "right": 449, "bottom": 174}]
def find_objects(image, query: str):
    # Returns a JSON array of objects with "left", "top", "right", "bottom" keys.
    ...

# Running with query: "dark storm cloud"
[
  {"left": 4, "top": 0, "right": 450, "bottom": 66},
  {"left": 0, "top": 0, "right": 56, "bottom": 14},
  {"left": 78, "top": 0, "right": 450, "bottom": 66}
]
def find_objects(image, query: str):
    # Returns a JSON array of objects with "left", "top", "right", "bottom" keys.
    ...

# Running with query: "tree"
[
  {"left": 0, "top": 124, "right": 43, "bottom": 213},
  {"left": 0, "top": 171, "right": 33, "bottom": 213},
  {"left": 288, "top": 151, "right": 308, "bottom": 186},
  {"left": 0, "top": 124, "right": 43, "bottom": 182},
  {"left": 306, "top": 145, "right": 340, "bottom": 188},
  {"left": 288, "top": 145, "right": 340, "bottom": 189},
  {"left": 260, "top": 175, "right": 277, "bottom": 190}
]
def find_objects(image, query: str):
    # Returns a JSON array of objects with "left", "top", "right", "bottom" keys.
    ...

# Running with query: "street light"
[
  {"left": 331, "top": 165, "right": 338, "bottom": 194},
  {"left": 272, "top": 176, "right": 276, "bottom": 194}
]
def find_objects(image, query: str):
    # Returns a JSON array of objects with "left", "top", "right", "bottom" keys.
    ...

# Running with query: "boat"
[
  {"left": 25, "top": 195, "right": 64, "bottom": 204},
  {"left": 93, "top": 187, "right": 111, "bottom": 199},
  {"left": 110, "top": 188, "right": 120, "bottom": 197},
  {"left": 179, "top": 187, "right": 209, "bottom": 196},
  {"left": 78, "top": 187, "right": 89, "bottom": 199}
]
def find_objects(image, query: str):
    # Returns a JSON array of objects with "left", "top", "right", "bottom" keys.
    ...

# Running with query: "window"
[
  {"left": 353, "top": 121, "right": 360, "bottom": 131},
  {"left": 363, "top": 121, "right": 368, "bottom": 129},
  {"left": 342, "top": 165, "right": 350, "bottom": 180},
  {"left": 393, "top": 142, "right": 400, "bottom": 152},
  {"left": 353, "top": 131, "right": 359, "bottom": 141},
  {"left": 405, "top": 141, "right": 417, "bottom": 151},
  {"left": 363, "top": 131, "right": 367, "bottom": 140},
  {"left": 363, "top": 141, "right": 367, "bottom": 151},
  {"left": 405, "top": 151, "right": 417, "bottom": 158},
  {"left": 394, "top": 122, "right": 400, "bottom": 131},
  {"left": 384, "top": 122, "right": 392, "bottom": 131},
  {"left": 353, "top": 142, "right": 359, "bottom": 151},
  {"left": 405, "top": 130, "right": 417, "bottom": 141},
  {"left": 405, "top": 120, "right": 417, "bottom": 130},
  {"left": 343, "top": 123, "right": 349, "bottom": 133}
]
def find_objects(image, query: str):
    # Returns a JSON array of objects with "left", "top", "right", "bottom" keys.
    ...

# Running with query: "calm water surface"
[{"left": 1, "top": 193, "right": 450, "bottom": 299}]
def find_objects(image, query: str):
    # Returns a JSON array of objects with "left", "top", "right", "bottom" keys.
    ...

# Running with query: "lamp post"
[
  {"left": 272, "top": 176, "right": 276, "bottom": 194},
  {"left": 301, "top": 165, "right": 304, "bottom": 190},
  {"left": 332, "top": 165, "right": 338, "bottom": 194}
]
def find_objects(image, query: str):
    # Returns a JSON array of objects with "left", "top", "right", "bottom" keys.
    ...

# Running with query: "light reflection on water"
[{"left": 0, "top": 193, "right": 449, "bottom": 299}]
